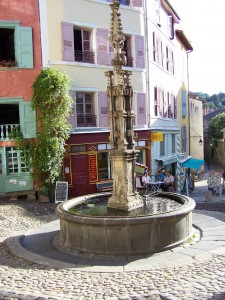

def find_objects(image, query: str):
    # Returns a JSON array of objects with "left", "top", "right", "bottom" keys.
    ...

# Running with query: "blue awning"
[{"left": 181, "top": 158, "right": 205, "bottom": 171}]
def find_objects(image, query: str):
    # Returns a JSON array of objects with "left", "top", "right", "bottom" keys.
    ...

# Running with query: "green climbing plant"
[{"left": 13, "top": 67, "right": 73, "bottom": 194}]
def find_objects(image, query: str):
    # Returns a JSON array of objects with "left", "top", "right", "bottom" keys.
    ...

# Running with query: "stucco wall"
[{"left": 0, "top": 0, "right": 42, "bottom": 100}]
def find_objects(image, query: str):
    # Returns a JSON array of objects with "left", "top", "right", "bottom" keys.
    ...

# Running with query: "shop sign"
[
  {"left": 151, "top": 132, "right": 163, "bottom": 142},
  {"left": 89, "top": 154, "right": 98, "bottom": 182}
]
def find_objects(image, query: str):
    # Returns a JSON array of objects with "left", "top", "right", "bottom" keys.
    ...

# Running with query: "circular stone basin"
[{"left": 55, "top": 192, "right": 195, "bottom": 256}]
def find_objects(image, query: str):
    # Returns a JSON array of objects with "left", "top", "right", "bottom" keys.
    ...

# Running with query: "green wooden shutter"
[
  {"left": 20, "top": 102, "right": 36, "bottom": 138},
  {"left": 15, "top": 26, "right": 33, "bottom": 68}
]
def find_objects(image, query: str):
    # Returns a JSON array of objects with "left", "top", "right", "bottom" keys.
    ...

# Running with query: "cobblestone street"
[{"left": 0, "top": 165, "right": 225, "bottom": 300}]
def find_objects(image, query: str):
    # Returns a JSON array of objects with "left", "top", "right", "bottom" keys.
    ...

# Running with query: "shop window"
[
  {"left": 97, "top": 144, "right": 111, "bottom": 150},
  {"left": 98, "top": 152, "right": 111, "bottom": 180},
  {"left": 136, "top": 149, "right": 144, "bottom": 164},
  {"left": 0, "top": 22, "right": 33, "bottom": 68},
  {"left": 6, "top": 147, "right": 29, "bottom": 175},
  {"left": 71, "top": 145, "right": 86, "bottom": 153},
  {"left": 76, "top": 93, "right": 96, "bottom": 127}
]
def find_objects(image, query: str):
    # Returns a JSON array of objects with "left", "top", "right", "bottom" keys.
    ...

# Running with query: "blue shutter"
[
  {"left": 19, "top": 101, "right": 36, "bottom": 138},
  {"left": 15, "top": 26, "right": 33, "bottom": 68},
  {"left": 182, "top": 90, "right": 187, "bottom": 117}
]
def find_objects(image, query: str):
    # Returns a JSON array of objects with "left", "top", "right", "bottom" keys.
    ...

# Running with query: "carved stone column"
[{"left": 105, "top": 0, "right": 143, "bottom": 211}]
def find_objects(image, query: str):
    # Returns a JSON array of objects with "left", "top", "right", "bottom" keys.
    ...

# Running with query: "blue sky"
[{"left": 169, "top": 0, "right": 225, "bottom": 96}]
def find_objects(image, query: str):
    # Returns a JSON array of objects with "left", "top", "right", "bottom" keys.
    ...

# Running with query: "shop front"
[{"left": 63, "top": 129, "right": 151, "bottom": 198}]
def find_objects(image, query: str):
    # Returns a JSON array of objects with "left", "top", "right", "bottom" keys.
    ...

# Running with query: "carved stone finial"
[{"left": 109, "top": 0, "right": 126, "bottom": 67}]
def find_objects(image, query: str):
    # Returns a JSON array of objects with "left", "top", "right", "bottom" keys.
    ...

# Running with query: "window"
[
  {"left": 0, "top": 104, "right": 20, "bottom": 140},
  {"left": 154, "top": 0, "right": 161, "bottom": 25},
  {"left": 76, "top": 93, "right": 96, "bottom": 127},
  {"left": 62, "top": 23, "right": 94, "bottom": 63},
  {"left": 166, "top": 47, "right": 174, "bottom": 74},
  {"left": 123, "top": 36, "right": 133, "bottom": 67},
  {"left": 182, "top": 90, "right": 187, "bottom": 117},
  {"left": 6, "top": 147, "right": 29, "bottom": 175},
  {"left": 97, "top": 152, "right": 111, "bottom": 180},
  {"left": 172, "top": 134, "right": 176, "bottom": 154},
  {"left": 181, "top": 126, "right": 187, "bottom": 153},
  {"left": 168, "top": 15, "right": 174, "bottom": 39},
  {"left": 71, "top": 145, "right": 86, "bottom": 153},
  {"left": 118, "top": 0, "right": 130, "bottom": 5},
  {"left": 0, "top": 22, "right": 33, "bottom": 68},
  {"left": 160, "top": 135, "right": 165, "bottom": 156},
  {"left": 74, "top": 29, "right": 94, "bottom": 63},
  {"left": 97, "top": 144, "right": 111, "bottom": 150}
]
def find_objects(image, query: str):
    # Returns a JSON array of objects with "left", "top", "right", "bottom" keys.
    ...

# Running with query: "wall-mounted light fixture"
[{"left": 199, "top": 138, "right": 203, "bottom": 146}]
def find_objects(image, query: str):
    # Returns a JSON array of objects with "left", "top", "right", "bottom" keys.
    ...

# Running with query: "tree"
[
  {"left": 208, "top": 112, "right": 225, "bottom": 157},
  {"left": 13, "top": 68, "right": 73, "bottom": 196}
]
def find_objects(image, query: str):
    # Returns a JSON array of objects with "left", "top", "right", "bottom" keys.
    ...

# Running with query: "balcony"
[
  {"left": 75, "top": 50, "right": 95, "bottom": 64},
  {"left": 0, "top": 124, "right": 20, "bottom": 141},
  {"left": 77, "top": 114, "right": 97, "bottom": 127}
]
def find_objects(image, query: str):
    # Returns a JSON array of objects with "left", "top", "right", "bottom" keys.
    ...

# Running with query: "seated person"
[
  {"left": 155, "top": 170, "right": 164, "bottom": 189},
  {"left": 142, "top": 172, "right": 151, "bottom": 189},
  {"left": 163, "top": 171, "right": 174, "bottom": 192}
]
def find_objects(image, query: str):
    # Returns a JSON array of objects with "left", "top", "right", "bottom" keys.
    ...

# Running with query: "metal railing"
[
  {"left": 0, "top": 124, "right": 20, "bottom": 141},
  {"left": 75, "top": 50, "right": 95, "bottom": 64},
  {"left": 77, "top": 114, "right": 97, "bottom": 127}
]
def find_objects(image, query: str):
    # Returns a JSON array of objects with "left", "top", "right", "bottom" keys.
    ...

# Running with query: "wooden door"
[{"left": 71, "top": 155, "right": 89, "bottom": 197}]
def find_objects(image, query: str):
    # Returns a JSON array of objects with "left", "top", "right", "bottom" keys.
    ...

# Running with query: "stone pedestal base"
[{"left": 107, "top": 193, "right": 143, "bottom": 211}]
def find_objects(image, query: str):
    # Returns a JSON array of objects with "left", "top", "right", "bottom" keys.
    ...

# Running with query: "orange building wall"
[{"left": 0, "top": 0, "right": 42, "bottom": 100}]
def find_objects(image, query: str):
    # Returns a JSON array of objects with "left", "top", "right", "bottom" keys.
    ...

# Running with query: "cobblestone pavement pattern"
[{"left": 1, "top": 165, "right": 225, "bottom": 300}]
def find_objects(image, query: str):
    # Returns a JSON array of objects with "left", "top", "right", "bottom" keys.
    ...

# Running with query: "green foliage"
[
  {"left": 208, "top": 113, "right": 225, "bottom": 140},
  {"left": 13, "top": 67, "right": 73, "bottom": 192}
]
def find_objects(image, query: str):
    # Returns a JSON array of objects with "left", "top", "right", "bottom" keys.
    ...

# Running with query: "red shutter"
[
  {"left": 61, "top": 22, "right": 74, "bottom": 61},
  {"left": 133, "top": 0, "right": 143, "bottom": 7},
  {"left": 99, "top": 92, "right": 109, "bottom": 127},
  {"left": 137, "top": 93, "right": 146, "bottom": 125},
  {"left": 97, "top": 29, "right": 109, "bottom": 65},
  {"left": 135, "top": 35, "right": 145, "bottom": 68}
]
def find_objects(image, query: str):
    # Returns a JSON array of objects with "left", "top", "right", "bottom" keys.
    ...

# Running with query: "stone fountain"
[{"left": 55, "top": 0, "right": 195, "bottom": 257}]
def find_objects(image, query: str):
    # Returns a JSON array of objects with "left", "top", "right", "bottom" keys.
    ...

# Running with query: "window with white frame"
[{"left": 6, "top": 147, "right": 29, "bottom": 175}]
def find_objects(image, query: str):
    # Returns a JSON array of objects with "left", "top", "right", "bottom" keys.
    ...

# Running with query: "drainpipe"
[{"left": 187, "top": 50, "right": 192, "bottom": 156}]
